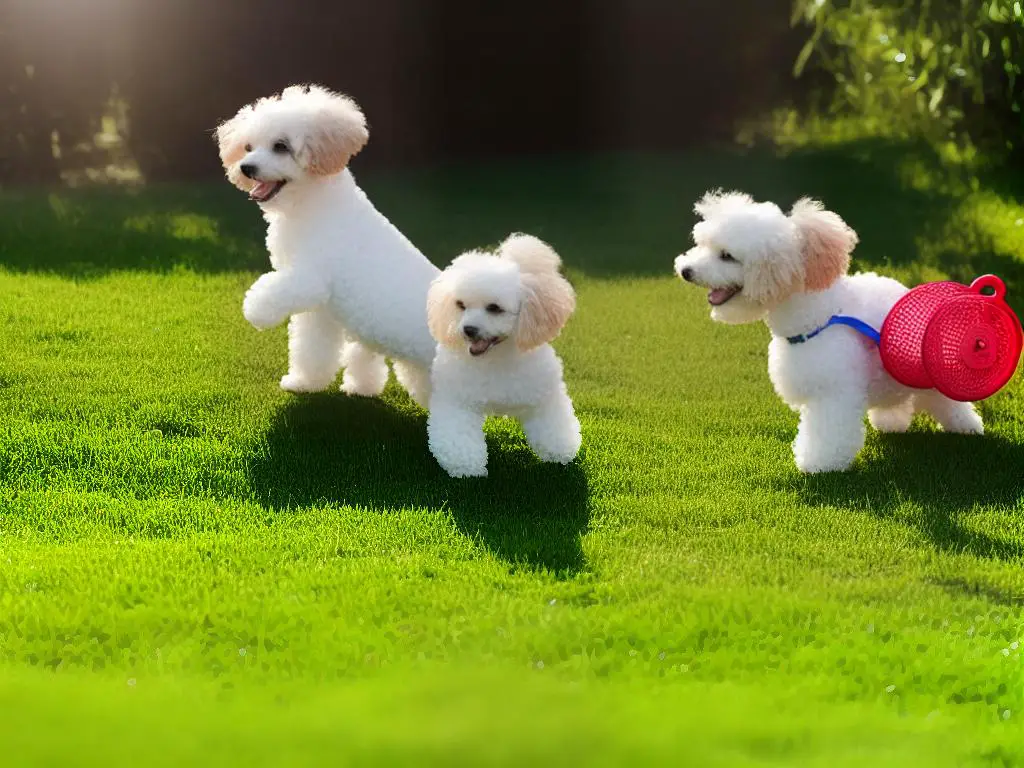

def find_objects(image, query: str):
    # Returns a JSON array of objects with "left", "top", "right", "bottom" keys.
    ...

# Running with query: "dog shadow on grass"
[
  {"left": 787, "top": 429, "right": 1024, "bottom": 571},
  {"left": 245, "top": 389, "right": 591, "bottom": 577}
]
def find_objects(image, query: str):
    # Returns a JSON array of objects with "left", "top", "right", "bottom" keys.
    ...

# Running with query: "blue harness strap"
[{"left": 786, "top": 315, "right": 881, "bottom": 345}]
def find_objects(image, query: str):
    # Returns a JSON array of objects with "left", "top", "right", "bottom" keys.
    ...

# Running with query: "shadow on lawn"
[
  {"left": 246, "top": 391, "right": 590, "bottom": 576},
  {"left": 793, "top": 430, "right": 1024, "bottom": 563}
]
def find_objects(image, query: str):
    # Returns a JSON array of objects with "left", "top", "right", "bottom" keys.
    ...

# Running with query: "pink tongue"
[
  {"left": 251, "top": 181, "right": 275, "bottom": 198},
  {"left": 708, "top": 287, "right": 735, "bottom": 305},
  {"left": 470, "top": 338, "right": 492, "bottom": 355}
]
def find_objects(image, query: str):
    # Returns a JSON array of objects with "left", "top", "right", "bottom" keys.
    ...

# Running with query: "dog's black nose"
[
  {"left": 240, "top": 163, "right": 258, "bottom": 179},
  {"left": 463, "top": 325, "right": 480, "bottom": 339},
  {"left": 680, "top": 267, "right": 694, "bottom": 282}
]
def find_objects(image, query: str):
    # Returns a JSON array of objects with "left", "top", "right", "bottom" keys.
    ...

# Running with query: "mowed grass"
[{"left": 0, "top": 144, "right": 1023, "bottom": 765}]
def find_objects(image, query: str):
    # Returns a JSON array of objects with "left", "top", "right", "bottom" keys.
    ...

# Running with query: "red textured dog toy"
[{"left": 880, "top": 275, "right": 1023, "bottom": 401}]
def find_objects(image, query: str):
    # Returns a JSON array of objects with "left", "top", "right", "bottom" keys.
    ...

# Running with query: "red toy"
[{"left": 880, "top": 275, "right": 1023, "bottom": 401}]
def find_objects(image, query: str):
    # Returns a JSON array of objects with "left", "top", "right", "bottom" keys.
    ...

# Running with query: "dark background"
[{"left": 0, "top": 0, "right": 809, "bottom": 184}]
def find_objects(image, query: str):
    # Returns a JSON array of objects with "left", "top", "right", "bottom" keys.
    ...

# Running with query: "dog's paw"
[
  {"left": 432, "top": 450, "right": 488, "bottom": 478},
  {"left": 533, "top": 444, "right": 580, "bottom": 465},
  {"left": 444, "top": 464, "right": 488, "bottom": 479},
  {"left": 242, "top": 293, "right": 286, "bottom": 330},
  {"left": 793, "top": 453, "right": 855, "bottom": 474},
  {"left": 942, "top": 412, "right": 985, "bottom": 436},
  {"left": 544, "top": 452, "right": 579, "bottom": 466},
  {"left": 341, "top": 372, "right": 388, "bottom": 398},
  {"left": 280, "top": 374, "right": 331, "bottom": 393}
]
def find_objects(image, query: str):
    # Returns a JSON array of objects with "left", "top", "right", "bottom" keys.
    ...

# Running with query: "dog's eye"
[
  {"left": 244, "top": 143, "right": 253, "bottom": 152},
  {"left": 455, "top": 300, "right": 466, "bottom": 310},
  {"left": 720, "top": 251, "right": 736, "bottom": 262},
  {"left": 272, "top": 140, "right": 290, "bottom": 154},
  {"left": 485, "top": 303, "right": 504, "bottom": 314}
]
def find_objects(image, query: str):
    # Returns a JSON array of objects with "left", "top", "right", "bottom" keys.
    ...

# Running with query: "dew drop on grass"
[
  {"left": 885, "top": 684, "right": 896, "bottom": 693},
  {"left": 127, "top": 678, "right": 137, "bottom": 687}
]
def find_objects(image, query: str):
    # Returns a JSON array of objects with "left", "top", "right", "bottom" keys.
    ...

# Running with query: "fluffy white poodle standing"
[
  {"left": 215, "top": 84, "right": 439, "bottom": 406},
  {"left": 674, "top": 190, "right": 983, "bottom": 473},
  {"left": 426, "top": 234, "right": 582, "bottom": 477}
]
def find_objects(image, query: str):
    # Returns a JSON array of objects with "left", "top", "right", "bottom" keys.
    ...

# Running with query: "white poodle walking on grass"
[
  {"left": 215, "top": 84, "right": 438, "bottom": 406},
  {"left": 426, "top": 234, "right": 582, "bottom": 477},
  {"left": 674, "top": 190, "right": 983, "bottom": 473}
]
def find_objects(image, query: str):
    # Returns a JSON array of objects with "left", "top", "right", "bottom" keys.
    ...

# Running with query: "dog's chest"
[
  {"left": 477, "top": 369, "right": 548, "bottom": 411},
  {"left": 443, "top": 353, "right": 560, "bottom": 414},
  {"left": 768, "top": 332, "right": 877, "bottom": 404}
]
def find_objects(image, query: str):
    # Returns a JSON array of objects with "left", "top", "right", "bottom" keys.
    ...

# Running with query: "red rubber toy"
[{"left": 880, "top": 275, "right": 1023, "bottom": 401}]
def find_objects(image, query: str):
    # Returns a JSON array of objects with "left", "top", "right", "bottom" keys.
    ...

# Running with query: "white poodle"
[
  {"left": 425, "top": 234, "right": 582, "bottom": 477},
  {"left": 215, "top": 84, "right": 439, "bottom": 406},
  {"left": 674, "top": 190, "right": 983, "bottom": 473}
]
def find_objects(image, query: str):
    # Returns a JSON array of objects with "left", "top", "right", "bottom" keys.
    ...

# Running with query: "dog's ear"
[
  {"left": 744, "top": 245, "right": 806, "bottom": 305},
  {"left": 790, "top": 197, "right": 856, "bottom": 291},
  {"left": 215, "top": 108, "right": 250, "bottom": 170},
  {"left": 516, "top": 268, "right": 576, "bottom": 352},
  {"left": 426, "top": 273, "right": 462, "bottom": 347},
  {"left": 302, "top": 88, "right": 369, "bottom": 177},
  {"left": 694, "top": 189, "right": 755, "bottom": 221}
]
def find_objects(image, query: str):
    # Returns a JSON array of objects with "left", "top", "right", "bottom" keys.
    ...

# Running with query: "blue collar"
[{"left": 786, "top": 315, "right": 881, "bottom": 345}]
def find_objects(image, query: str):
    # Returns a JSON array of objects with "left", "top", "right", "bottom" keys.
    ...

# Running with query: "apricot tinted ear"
[
  {"left": 426, "top": 274, "right": 462, "bottom": 347},
  {"left": 743, "top": 248, "right": 806, "bottom": 305},
  {"left": 215, "top": 111, "right": 248, "bottom": 169},
  {"left": 516, "top": 270, "right": 576, "bottom": 351},
  {"left": 790, "top": 197, "right": 857, "bottom": 291},
  {"left": 303, "top": 92, "right": 369, "bottom": 176}
]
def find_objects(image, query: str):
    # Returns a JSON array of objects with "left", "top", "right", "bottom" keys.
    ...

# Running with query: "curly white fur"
[
  {"left": 426, "top": 234, "right": 581, "bottom": 477},
  {"left": 674, "top": 190, "right": 983, "bottom": 474},
  {"left": 215, "top": 84, "right": 438, "bottom": 406}
]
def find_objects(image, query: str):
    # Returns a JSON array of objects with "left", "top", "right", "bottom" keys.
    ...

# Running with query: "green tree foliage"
[{"left": 793, "top": 0, "right": 1024, "bottom": 152}]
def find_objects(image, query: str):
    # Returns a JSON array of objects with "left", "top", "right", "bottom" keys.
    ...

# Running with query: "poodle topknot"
[
  {"left": 426, "top": 234, "right": 582, "bottom": 478},
  {"left": 214, "top": 85, "right": 439, "bottom": 406},
  {"left": 674, "top": 190, "right": 983, "bottom": 473}
]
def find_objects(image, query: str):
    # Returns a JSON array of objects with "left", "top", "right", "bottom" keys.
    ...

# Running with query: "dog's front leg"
[
  {"left": 427, "top": 399, "right": 487, "bottom": 478},
  {"left": 242, "top": 270, "right": 329, "bottom": 331},
  {"left": 792, "top": 395, "right": 866, "bottom": 473}
]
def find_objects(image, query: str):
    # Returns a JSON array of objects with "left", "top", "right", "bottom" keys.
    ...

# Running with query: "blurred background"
[
  {"left": 3, "top": 0, "right": 1024, "bottom": 290},
  {"left": 3, "top": 0, "right": 1016, "bottom": 187},
  {"left": 0, "top": 0, "right": 816, "bottom": 184}
]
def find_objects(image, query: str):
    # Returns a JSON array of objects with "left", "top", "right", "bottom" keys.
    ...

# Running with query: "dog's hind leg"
[
  {"left": 392, "top": 360, "right": 431, "bottom": 409},
  {"left": 340, "top": 340, "right": 389, "bottom": 397},
  {"left": 915, "top": 391, "right": 984, "bottom": 435},
  {"left": 280, "top": 309, "right": 345, "bottom": 393},
  {"left": 868, "top": 399, "right": 915, "bottom": 433}
]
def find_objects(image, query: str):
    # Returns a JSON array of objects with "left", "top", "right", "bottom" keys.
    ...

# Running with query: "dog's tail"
[{"left": 497, "top": 233, "right": 562, "bottom": 275}]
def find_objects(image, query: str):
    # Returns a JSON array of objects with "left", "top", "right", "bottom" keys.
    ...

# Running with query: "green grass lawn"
[{"left": 1, "top": 143, "right": 1023, "bottom": 765}]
